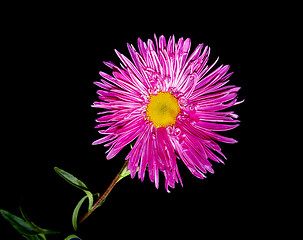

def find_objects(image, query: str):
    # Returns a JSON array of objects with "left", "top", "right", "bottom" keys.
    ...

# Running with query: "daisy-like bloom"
[{"left": 92, "top": 35, "right": 242, "bottom": 192}]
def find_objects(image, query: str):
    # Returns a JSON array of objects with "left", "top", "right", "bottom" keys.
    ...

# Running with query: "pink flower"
[{"left": 92, "top": 35, "right": 243, "bottom": 192}]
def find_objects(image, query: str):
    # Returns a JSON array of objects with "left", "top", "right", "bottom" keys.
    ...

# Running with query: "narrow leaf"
[
  {"left": 72, "top": 196, "right": 88, "bottom": 231},
  {"left": 24, "top": 234, "right": 46, "bottom": 240},
  {"left": 84, "top": 190, "right": 94, "bottom": 212},
  {"left": 19, "top": 207, "right": 60, "bottom": 235},
  {"left": 28, "top": 234, "right": 48, "bottom": 240},
  {"left": 37, "top": 234, "right": 47, "bottom": 240},
  {"left": 54, "top": 167, "right": 88, "bottom": 191},
  {"left": 0, "top": 209, "right": 37, "bottom": 236},
  {"left": 64, "top": 234, "right": 82, "bottom": 240},
  {"left": 119, "top": 165, "right": 131, "bottom": 179},
  {"left": 119, "top": 165, "right": 139, "bottom": 181}
]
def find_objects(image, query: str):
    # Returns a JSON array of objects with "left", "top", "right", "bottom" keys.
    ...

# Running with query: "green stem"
[{"left": 78, "top": 159, "right": 129, "bottom": 224}]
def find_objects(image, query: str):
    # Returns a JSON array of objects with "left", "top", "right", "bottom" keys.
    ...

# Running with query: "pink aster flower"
[{"left": 92, "top": 35, "right": 242, "bottom": 192}]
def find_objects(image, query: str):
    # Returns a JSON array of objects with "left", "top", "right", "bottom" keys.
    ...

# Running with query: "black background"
[{"left": 1, "top": 3, "right": 279, "bottom": 239}]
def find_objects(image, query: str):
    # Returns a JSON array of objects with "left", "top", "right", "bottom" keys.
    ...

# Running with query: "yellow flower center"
[{"left": 146, "top": 92, "right": 180, "bottom": 128}]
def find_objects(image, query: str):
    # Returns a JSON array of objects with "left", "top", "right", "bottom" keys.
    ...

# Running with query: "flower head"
[{"left": 92, "top": 35, "right": 242, "bottom": 192}]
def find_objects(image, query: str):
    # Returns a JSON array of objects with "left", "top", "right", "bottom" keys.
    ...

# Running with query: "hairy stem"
[{"left": 79, "top": 159, "right": 129, "bottom": 224}]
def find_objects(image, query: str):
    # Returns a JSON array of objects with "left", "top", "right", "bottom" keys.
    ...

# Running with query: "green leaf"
[
  {"left": 0, "top": 209, "right": 37, "bottom": 236},
  {"left": 64, "top": 234, "right": 82, "bottom": 240},
  {"left": 84, "top": 190, "right": 94, "bottom": 212},
  {"left": 37, "top": 234, "right": 47, "bottom": 240},
  {"left": 0, "top": 209, "right": 55, "bottom": 240},
  {"left": 119, "top": 164, "right": 139, "bottom": 182},
  {"left": 19, "top": 207, "right": 60, "bottom": 235},
  {"left": 119, "top": 165, "right": 132, "bottom": 179},
  {"left": 25, "top": 234, "right": 47, "bottom": 240},
  {"left": 72, "top": 196, "right": 88, "bottom": 231},
  {"left": 54, "top": 167, "right": 95, "bottom": 212},
  {"left": 54, "top": 167, "right": 88, "bottom": 191}
]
